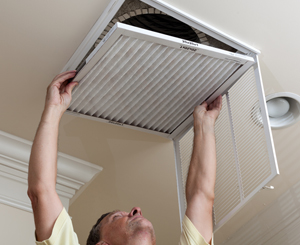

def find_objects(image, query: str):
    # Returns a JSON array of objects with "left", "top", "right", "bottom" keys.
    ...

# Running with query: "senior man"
[{"left": 28, "top": 70, "right": 222, "bottom": 245}]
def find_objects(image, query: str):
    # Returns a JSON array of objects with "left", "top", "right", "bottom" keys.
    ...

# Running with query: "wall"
[{"left": 0, "top": 203, "right": 35, "bottom": 244}]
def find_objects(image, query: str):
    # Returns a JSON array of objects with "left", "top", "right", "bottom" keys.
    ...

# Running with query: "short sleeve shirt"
[
  {"left": 179, "top": 215, "right": 213, "bottom": 245},
  {"left": 35, "top": 208, "right": 79, "bottom": 245},
  {"left": 35, "top": 208, "right": 213, "bottom": 245}
]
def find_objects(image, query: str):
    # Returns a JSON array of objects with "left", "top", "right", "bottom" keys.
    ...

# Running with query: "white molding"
[{"left": 0, "top": 130, "right": 103, "bottom": 212}]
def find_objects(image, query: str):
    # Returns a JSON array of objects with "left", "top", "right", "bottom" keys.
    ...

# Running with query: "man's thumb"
[{"left": 66, "top": 81, "right": 78, "bottom": 94}]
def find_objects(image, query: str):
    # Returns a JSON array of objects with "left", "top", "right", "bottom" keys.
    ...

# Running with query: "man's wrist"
[
  {"left": 194, "top": 120, "right": 215, "bottom": 136},
  {"left": 40, "top": 106, "right": 63, "bottom": 125}
]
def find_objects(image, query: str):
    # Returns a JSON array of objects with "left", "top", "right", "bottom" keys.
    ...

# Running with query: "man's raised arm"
[
  {"left": 185, "top": 95, "right": 222, "bottom": 244},
  {"left": 27, "top": 71, "right": 78, "bottom": 242}
]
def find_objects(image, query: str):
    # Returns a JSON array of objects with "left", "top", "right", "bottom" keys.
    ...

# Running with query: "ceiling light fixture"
[
  {"left": 266, "top": 92, "right": 300, "bottom": 129},
  {"left": 251, "top": 92, "right": 300, "bottom": 129},
  {"left": 267, "top": 97, "right": 290, "bottom": 118}
]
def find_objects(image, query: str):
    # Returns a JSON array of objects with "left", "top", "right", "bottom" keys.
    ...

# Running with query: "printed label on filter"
[{"left": 108, "top": 120, "right": 124, "bottom": 126}]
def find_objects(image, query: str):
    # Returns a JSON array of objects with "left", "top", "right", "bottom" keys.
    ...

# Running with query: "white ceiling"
[{"left": 1, "top": 0, "right": 300, "bottom": 244}]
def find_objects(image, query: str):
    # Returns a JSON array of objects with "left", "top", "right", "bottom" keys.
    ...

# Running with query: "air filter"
[{"left": 67, "top": 22, "right": 254, "bottom": 138}]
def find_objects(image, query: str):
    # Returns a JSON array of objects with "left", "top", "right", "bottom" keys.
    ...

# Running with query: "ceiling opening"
[{"left": 76, "top": 0, "right": 237, "bottom": 71}]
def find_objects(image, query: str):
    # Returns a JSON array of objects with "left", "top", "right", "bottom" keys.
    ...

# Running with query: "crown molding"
[{"left": 0, "top": 130, "right": 103, "bottom": 212}]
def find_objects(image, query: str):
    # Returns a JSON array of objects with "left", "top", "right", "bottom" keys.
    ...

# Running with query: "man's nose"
[{"left": 129, "top": 207, "right": 142, "bottom": 217}]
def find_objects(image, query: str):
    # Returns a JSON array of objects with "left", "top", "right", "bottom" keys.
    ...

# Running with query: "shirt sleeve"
[
  {"left": 179, "top": 215, "right": 214, "bottom": 245},
  {"left": 35, "top": 208, "right": 80, "bottom": 245}
]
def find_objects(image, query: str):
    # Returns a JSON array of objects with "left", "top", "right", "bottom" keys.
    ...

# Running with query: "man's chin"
[
  {"left": 129, "top": 219, "right": 155, "bottom": 238},
  {"left": 132, "top": 226, "right": 156, "bottom": 243}
]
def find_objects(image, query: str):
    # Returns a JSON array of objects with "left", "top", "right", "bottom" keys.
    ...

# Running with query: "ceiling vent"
[
  {"left": 174, "top": 67, "right": 279, "bottom": 231},
  {"left": 62, "top": 0, "right": 278, "bottom": 232}
]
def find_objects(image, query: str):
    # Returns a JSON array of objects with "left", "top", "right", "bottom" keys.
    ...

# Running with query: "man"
[{"left": 28, "top": 70, "right": 222, "bottom": 245}]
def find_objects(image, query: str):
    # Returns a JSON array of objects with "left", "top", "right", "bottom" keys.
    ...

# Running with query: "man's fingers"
[
  {"left": 53, "top": 70, "right": 76, "bottom": 82},
  {"left": 65, "top": 81, "right": 78, "bottom": 95},
  {"left": 56, "top": 71, "right": 76, "bottom": 84},
  {"left": 201, "top": 101, "right": 207, "bottom": 106},
  {"left": 212, "top": 98, "right": 218, "bottom": 110},
  {"left": 50, "top": 72, "right": 76, "bottom": 88},
  {"left": 209, "top": 95, "right": 222, "bottom": 111},
  {"left": 200, "top": 101, "right": 208, "bottom": 110},
  {"left": 208, "top": 103, "right": 213, "bottom": 110},
  {"left": 216, "top": 95, "right": 222, "bottom": 110},
  {"left": 52, "top": 70, "right": 76, "bottom": 83}
]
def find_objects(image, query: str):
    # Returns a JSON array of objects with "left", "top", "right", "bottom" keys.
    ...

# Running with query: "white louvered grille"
[
  {"left": 177, "top": 67, "right": 276, "bottom": 230},
  {"left": 228, "top": 69, "right": 271, "bottom": 198},
  {"left": 214, "top": 94, "right": 241, "bottom": 223},
  {"left": 178, "top": 127, "right": 194, "bottom": 209},
  {"left": 68, "top": 33, "right": 242, "bottom": 134}
]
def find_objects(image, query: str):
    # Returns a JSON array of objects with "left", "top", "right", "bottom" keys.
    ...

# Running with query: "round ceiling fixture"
[
  {"left": 266, "top": 92, "right": 300, "bottom": 129},
  {"left": 267, "top": 97, "right": 290, "bottom": 118}
]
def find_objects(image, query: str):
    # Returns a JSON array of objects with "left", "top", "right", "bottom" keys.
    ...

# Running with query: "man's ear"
[{"left": 96, "top": 241, "right": 109, "bottom": 245}]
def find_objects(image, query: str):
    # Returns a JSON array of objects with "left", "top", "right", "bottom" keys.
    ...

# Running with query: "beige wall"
[
  {"left": 66, "top": 117, "right": 181, "bottom": 245},
  {"left": 0, "top": 203, "right": 35, "bottom": 244}
]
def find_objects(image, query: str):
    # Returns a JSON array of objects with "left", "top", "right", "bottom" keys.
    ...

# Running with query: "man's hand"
[
  {"left": 193, "top": 95, "right": 222, "bottom": 130},
  {"left": 45, "top": 70, "right": 78, "bottom": 118}
]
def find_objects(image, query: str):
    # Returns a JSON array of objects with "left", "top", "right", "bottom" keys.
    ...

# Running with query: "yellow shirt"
[
  {"left": 179, "top": 215, "right": 214, "bottom": 245},
  {"left": 35, "top": 208, "right": 79, "bottom": 245},
  {"left": 35, "top": 208, "right": 213, "bottom": 245}
]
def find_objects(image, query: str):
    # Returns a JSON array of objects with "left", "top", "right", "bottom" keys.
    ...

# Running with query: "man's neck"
[{"left": 128, "top": 232, "right": 155, "bottom": 245}]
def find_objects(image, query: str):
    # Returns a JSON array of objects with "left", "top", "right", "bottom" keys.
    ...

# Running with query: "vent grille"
[
  {"left": 178, "top": 127, "right": 193, "bottom": 209},
  {"left": 228, "top": 70, "right": 271, "bottom": 198},
  {"left": 177, "top": 67, "right": 276, "bottom": 230},
  {"left": 214, "top": 94, "right": 242, "bottom": 223},
  {"left": 68, "top": 23, "right": 252, "bottom": 135}
]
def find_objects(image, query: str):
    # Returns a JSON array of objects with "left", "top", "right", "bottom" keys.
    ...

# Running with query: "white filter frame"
[{"left": 66, "top": 22, "right": 254, "bottom": 139}]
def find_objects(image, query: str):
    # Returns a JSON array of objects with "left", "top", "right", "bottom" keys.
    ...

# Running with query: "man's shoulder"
[
  {"left": 178, "top": 215, "right": 213, "bottom": 245},
  {"left": 35, "top": 208, "right": 80, "bottom": 245}
]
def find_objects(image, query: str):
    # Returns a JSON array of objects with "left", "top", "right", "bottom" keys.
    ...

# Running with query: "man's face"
[{"left": 99, "top": 207, "right": 156, "bottom": 245}]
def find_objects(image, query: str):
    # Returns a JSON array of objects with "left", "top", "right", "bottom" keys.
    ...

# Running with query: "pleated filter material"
[
  {"left": 178, "top": 67, "right": 273, "bottom": 230},
  {"left": 68, "top": 34, "right": 241, "bottom": 134}
]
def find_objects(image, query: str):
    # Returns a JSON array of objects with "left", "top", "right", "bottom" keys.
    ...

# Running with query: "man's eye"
[{"left": 113, "top": 215, "right": 121, "bottom": 220}]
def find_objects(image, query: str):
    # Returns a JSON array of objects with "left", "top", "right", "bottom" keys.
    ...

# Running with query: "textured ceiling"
[{"left": 1, "top": 0, "right": 300, "bottom": 244}]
